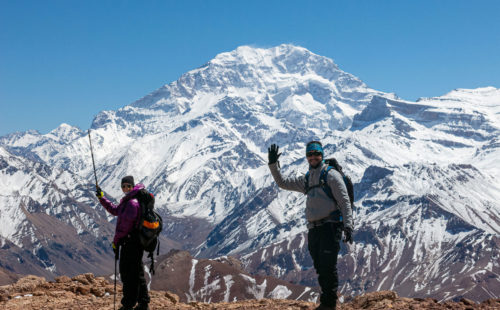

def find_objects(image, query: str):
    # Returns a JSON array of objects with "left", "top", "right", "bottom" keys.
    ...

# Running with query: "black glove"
[
  {"left": 112, "top": 242, "right": 119, "bottom": 260},
  {"left": 268, "top": 144, "right": 282, "bottom": 164},
  {"left": 96, "top": 185, "right": 104, "bottom": 199},
  {"left": 343, "top": 227, "right": 353, "bottom": 244}
]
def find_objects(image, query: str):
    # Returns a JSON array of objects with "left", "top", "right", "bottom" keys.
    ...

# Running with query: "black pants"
[
  {"left": 119, "top": 234, "right": 150, "bottom": 308},
  {"left": 308, "top": 222, "right": 342, "bottom": 307}
]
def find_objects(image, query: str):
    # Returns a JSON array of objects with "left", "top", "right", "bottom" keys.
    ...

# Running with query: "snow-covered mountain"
[
  {"left": 0, "top": 44, "right": 498, "bottom": 302},
  {"left": 0, "top": 145, "right": 116, "bottom": 280}
]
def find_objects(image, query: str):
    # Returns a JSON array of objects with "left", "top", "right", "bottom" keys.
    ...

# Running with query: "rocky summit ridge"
[{"left": 1, "top": 273, "right": 499, "bottom": 309}]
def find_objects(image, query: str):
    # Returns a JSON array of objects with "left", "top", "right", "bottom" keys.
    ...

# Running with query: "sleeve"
[
  {"left": 113, "top": 199, "right": 140, "bottom": 245},
  {"left": 327, "top": 170, "right": 353, "bottom": 230},
  {"left": 268, "top": 162, "right": 306, "bottom": 194},
  {"left": 99, "top": 196, "right": 120, "bottom": 216}
]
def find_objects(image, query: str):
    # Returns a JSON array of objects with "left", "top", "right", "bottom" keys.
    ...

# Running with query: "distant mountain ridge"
[{"left": 0, "top": 44, "right": 499, "bottom": 302}]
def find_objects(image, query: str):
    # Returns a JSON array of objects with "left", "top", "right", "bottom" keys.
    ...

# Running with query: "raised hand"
[{"left": 268, "top": 144, "right": 282, "bottom": 164}]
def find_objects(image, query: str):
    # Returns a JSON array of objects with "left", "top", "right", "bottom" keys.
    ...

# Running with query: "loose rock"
[{"left": 0, "top": 274, "right": 499, "bottom": 309}]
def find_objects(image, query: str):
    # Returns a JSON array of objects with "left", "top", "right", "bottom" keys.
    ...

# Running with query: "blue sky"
[{"left": 1, "top": 0, "right": 499, "bottom": 136}]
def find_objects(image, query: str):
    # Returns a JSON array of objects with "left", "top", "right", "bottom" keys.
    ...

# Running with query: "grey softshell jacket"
[{"left": 269, "top": 161, "right": 353, "bottom": 230}]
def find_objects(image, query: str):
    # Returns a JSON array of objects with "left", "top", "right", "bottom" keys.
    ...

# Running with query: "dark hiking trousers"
[
  {"left": 308, "top": 222, "right": 343, "bottom": 307},
  {"left": 119, "top": 234, "right": 150, "bottom": 308}
]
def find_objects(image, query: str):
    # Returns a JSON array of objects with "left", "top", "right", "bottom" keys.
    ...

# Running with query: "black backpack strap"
[
  {"left": 321, "top": 166, "right": 335, "bottom": 200},
  {"left": 148, "top": 251, "right": 155, "bottom": 275},
  {"left": 305, "top": 171, "right": 324, "bottom": 194},
  {"left": 149, "top": 229, "right": 161, "bottom": 275},
  {"left": 305, "top": 166, "right": 334, "bottom": 198}
]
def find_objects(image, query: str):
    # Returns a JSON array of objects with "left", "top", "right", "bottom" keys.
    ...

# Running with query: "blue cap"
[{"left": 306, "top": 141, "right": 323, "bottom": 156}]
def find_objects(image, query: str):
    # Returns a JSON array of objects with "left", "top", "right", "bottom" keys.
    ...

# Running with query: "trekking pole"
[
  {"left": 88, "top": 130, "right": 99, "bottom": 187},
  {"left": 114, "top": 256, "right": 117, "bottom": 310}
]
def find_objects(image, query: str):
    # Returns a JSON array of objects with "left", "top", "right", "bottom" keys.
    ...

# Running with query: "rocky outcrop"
[{"left": 1, "top": 274, "right": 499, "bottom": 309}]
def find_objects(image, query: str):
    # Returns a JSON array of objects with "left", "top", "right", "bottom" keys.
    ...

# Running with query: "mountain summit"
[{"left": 130, "top": 44, "right": 386, "bottom": 132}]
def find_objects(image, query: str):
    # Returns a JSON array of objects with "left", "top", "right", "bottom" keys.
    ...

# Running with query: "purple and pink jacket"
[{"left": 99, "top": 183, "right": 144, "bottom": 245}]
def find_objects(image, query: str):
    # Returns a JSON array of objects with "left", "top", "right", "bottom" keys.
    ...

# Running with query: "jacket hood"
[{"left": 124, "top": 183, "right": 145, "bottom": 199}]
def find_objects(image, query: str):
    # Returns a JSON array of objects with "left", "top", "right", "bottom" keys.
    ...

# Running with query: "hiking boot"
[
  {"left": 315, "top": 304, "right": 336, "bottom": 310},
  {"left": 133, "top": 304, "right": 149, "bottom": 310}
]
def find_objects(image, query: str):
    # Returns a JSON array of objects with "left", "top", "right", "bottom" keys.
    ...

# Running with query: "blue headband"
[{"left": 306, "top": 143, "right": 323, "bottom": 155}]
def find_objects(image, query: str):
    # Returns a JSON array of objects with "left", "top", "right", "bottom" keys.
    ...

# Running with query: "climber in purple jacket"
[{"left": 96, "top": 176, "right": 150, "bottom": 310}]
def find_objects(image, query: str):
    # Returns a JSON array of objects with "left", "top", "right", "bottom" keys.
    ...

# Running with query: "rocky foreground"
[{"left": 1, "top": 274, "right": 499, "bottom": 310}]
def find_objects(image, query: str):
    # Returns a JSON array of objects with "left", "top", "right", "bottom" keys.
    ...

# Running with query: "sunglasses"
[
  {"left": 121, "top": 184, "right": 133, "bottom": 189},
  {"left": 306, "top": 151, "right": 322, "bottom": 157}
]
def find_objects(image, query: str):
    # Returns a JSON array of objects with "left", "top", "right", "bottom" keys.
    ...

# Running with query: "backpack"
[
  {"left": 134, "top": 189, "right": 163, "bottom": 275},
  {"left": 304, "top": 158, "right": 355, "bottom": 220}
]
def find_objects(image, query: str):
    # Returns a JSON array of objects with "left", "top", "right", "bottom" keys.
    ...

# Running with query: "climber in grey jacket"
[{"left": 267, "top": 141, "right": 353, "bottom": 310}]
